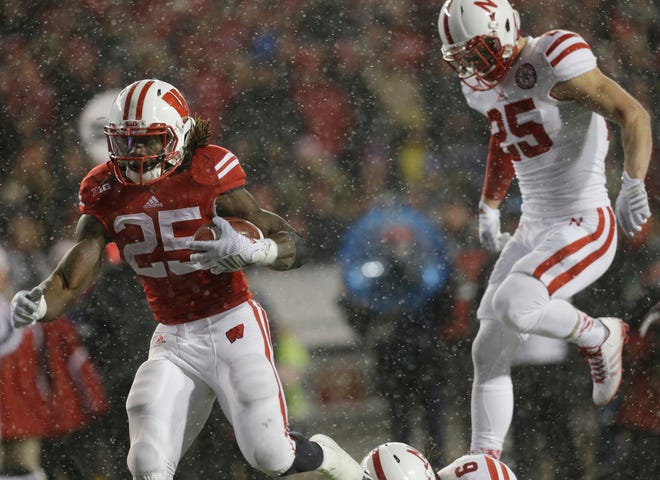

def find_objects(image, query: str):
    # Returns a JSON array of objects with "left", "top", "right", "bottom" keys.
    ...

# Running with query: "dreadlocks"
[{"left": 181, "top": 116, "right": 211, "bottom": 170}]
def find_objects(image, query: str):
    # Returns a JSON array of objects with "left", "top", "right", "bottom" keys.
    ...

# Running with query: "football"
[{"left": 193, "top": 217, "right": 264, "bottom": 241}]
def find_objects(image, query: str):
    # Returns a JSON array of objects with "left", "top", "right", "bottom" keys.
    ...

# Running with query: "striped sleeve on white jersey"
[{"left": 540, "top": 30, "right": 597, "bottom": 82}]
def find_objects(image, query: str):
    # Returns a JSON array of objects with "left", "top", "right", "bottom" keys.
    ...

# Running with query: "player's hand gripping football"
[
  {"left": 615, "top": 171, "right": 651, "bottom": 237},
  {"left": 10, "top": 288, "right": 47, "bottom": 328},
  {"left": 478, "top": 201, "right": 510, "bottom": 252},
  {"left": 189, "top": 216, "right": 277, "bottom": 274}
]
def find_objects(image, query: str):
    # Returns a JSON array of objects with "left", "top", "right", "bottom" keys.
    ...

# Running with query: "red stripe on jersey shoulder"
[
  {"left": 550, "top": 42, "right": 590, "bottom": 67},
  {"left": 484, "top": 456, "right": 500, "bottom": 479},
  {"left": 545, "top": 32, "right": 579, "bottom": 56}
]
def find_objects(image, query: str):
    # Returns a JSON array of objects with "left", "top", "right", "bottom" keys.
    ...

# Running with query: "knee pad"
[
  {"left": 471, "top": 319, "right": 524, "bottom": 383},
  {"left": 250, "top": 435, "right": 296, "bottom": 476},
  {"left": 229, "top": 354, "right": 279, "bottom": 404},
  {"left": 492, "top": 272, "right": 548, "bottom": 332},
  {"left": 127, "top": 439, "right": 166, "bottom": 478}
]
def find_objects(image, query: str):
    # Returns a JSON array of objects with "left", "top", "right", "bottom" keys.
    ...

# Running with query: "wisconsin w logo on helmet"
[{"left": 104, "top": 79, "right": 195, "bottom": 186}]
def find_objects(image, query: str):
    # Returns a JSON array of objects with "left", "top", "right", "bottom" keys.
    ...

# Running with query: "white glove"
[
  {"left": 10, "top": 288, "right": 47, "bottom": 328},
  {"left": 479, "top": 201, "right": 510, "bottom": 252},
  {"left": 615, "top": 171, "right": 651, "bottom": 237},
  {"left": 189, "top": 216, "right": 278, "bottom": 273}
]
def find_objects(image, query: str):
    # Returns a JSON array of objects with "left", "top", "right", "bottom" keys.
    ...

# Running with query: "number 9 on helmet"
[
  {"left": 361, "top": 443, "right": 435, "bottom": 480},
  {"left": 437, "top": 454, "right": 517, "bottom": 480}
]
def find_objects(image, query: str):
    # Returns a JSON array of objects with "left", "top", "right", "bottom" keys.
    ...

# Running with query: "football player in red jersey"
[
  {"left": 9, "top": 79, "right": 362, "bottom": 480},
  {"left": 437, "top": 0, "right": 652, "bottom": 461}
]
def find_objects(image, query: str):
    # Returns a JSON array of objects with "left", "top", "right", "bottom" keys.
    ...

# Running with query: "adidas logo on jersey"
[{"left": 143, "top": 195, "right": 163, "bottom": 209}]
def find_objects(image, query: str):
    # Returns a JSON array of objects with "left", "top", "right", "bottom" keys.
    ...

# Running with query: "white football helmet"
[
  {"left": 361, "top": 443, "right": 435, "bottom": 480},
  {"left": 437, "top": 454, "right": 517, "bottom": 480},
  {"left": 104, "top": 79, "right": 195, "bottom": 185},
  {"left": 437, "top": 0, "right": 520, "bottom": 91}
]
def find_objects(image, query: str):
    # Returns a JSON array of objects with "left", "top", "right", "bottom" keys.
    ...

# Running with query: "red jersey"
[
  {"left": 79, "top": 145, "right": 253, "bottom": 324},
  {"left": 0, "top": 318, "right": 108, "bottom": 440}
]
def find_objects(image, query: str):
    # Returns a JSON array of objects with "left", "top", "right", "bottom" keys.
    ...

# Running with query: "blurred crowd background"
[{"left": 0, "top": 1, "right": 658, "bottom": 479}]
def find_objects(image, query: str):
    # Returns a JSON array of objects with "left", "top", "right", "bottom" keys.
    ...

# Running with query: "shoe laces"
[{"left": 580, "top": 347, "right": 607, "bottom": 383}]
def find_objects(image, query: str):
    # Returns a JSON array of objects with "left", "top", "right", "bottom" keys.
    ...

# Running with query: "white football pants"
[
  {"left": 471, "top": 206, "right": 617, "bottom": 455},
  {"left": 126, "top": 300, "right": 295, "bottom": 479}
]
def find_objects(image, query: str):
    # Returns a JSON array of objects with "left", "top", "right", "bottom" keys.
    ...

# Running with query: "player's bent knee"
[
  {"left": 229, "top": 354, "right": 279, "bottom": 404},
  {"left": 251, "top": 436, "right": 296, "bottom": 476},
  {"left": 493, "top": 273, "right": 546, "bottom": 332},
  {"left": 127, "top": 440, "right": 166, "bottom": 478}
]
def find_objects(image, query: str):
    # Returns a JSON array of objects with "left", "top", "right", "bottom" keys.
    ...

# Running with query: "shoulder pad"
[
  {"left": 539, "top": 30, "right": 596, "bottom": 80},
  {"left": 191, "top": 145, "right": 247, "bottom": 190}
]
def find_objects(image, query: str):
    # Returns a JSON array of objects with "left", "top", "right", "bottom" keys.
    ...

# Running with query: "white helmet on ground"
[
  {"left": 437, "top": 0, "right": 520, "bottom": 90},
  {"left": 104, "top": 79, "right": 195, "bottom": 185},
  {"left": 437, "top": 454, "right": 517, "bottom": 480},
  {"left": 361, "top": 443, "right": 435, "bottom": 480}
]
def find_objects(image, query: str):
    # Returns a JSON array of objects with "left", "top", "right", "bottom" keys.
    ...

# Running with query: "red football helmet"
[
  {"left": 438, "top": 0, "right": 521, "bottom": 91},
  {"left": 104, "top": 79, "right": 195, "bottom": 186}
]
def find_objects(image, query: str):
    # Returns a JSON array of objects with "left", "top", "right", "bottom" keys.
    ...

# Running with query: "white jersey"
[
  {"left": 437, "top": 454, "right": 517, "bottom": 480},
  {"left": 464, "top": 30, "right": 611, "bottom": 220}
]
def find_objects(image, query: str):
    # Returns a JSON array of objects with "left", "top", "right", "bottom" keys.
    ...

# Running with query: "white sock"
[
  {"left": 470, "top": 376, "right": 513, "bottom": 459},
  {"left": 568, "top": 312, "right": 608, "bottom": 348}
]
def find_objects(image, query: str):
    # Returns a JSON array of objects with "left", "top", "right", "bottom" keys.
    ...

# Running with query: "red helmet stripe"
[
  {"left": 122, "top": 82, "right": 140, "bottom": 121},
  {"left": 162, "top": 89, "right": 189, "bottom": 117},
  {"left": 372, "top": 449, "right": 388, "bottom": 480},
  {"left": 484, "top": 456, "right": 500, "bottom": 479},
  {"left": 500, "top": 459, "right": 511, "bottom": 480},
  {"left": 135, "top": 80, "right": 155, "bottom": 120},
  {"left": 442, "top": 1, "right": 455, "bottom": 44}
]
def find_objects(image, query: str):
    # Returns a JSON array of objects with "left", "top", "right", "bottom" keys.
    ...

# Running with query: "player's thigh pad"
[
  {"left": 227, "top": 354, "right": 295, "bottom": 474},
  {"left": 477, "top": 233, "right": 531, "bottom": 320},
  {"left": 126, "top": 358, "right": 213, "bottom": 477},
  {"left": 228, "top": 353, "right": 279, "bottom": 404},
  {"left": 511, "top": 207, "right": 617, "bottom": 298}
]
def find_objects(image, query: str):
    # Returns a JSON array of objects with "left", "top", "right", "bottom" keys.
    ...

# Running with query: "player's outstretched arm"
[
  {"left": 552, "top": 68, "right": 652, "bottom": 236},
  {"left": 11, "top": 215, "right": 107, "bottom": 326}
]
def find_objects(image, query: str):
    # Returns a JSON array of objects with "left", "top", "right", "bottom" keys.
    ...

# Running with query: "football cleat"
[
  {"left": 579, "top": 317, "right": 629, "bottom": 407},
  {"left": 311, "top": 434, "right": 363, "bottom": 480}
]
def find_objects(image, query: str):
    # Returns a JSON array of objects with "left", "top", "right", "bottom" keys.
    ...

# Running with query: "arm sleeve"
[{"left": 481, "top": 134, "right": 516, "bottom": 201}]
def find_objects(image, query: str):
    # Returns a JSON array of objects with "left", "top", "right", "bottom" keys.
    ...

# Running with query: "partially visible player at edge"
[
  {"left": 9, "top": 79, "right": 363, "bottom": 480},
  {"left": 361, "top": 442, "right": 517, "bottom": 480},
  {"left": 437, "top": 0, "right": 652, "bottom": 460}
]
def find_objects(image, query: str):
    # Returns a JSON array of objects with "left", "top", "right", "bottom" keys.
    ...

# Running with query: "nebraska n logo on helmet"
[
  {"left": 104, "top": 79, "right": 196, "bottom": 186},
  {"left": 438, "top": 0, "right": 520, "bottom": 91}
]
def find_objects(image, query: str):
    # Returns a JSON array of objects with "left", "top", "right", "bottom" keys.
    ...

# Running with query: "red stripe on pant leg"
[
  {"left": 248, "top": 300, "right": 289, "bottom": 431},
  {"left": 533, "top": 208, "right": 606, "bottom": 279},
  {"left": 546, "top": 207, "right": 615, "bottom": 295}
]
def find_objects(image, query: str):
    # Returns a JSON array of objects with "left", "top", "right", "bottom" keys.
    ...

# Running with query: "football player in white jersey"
[
  {"left": 361, "top": 443, "right": 517, "bottom": 480},
  {"left": 437, "top": 0, "right": 652, "bottom": 460}
]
